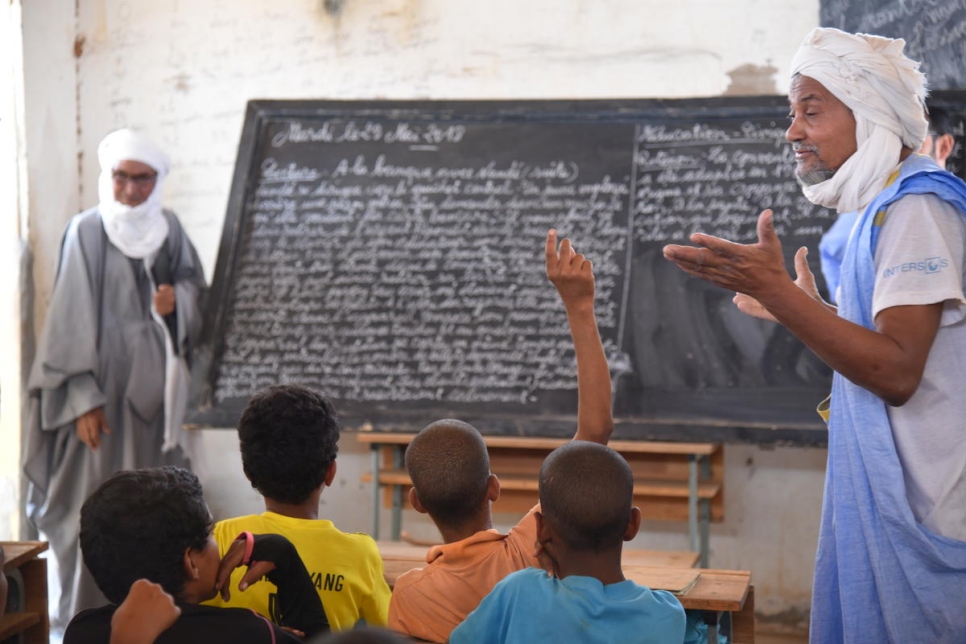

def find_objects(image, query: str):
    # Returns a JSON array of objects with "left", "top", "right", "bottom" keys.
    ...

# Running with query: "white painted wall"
[
  {"left": 15, "top": 0, "right": 823, "bottom": 629},
  {"left": 0, "top": 0, "right": 27, "bottom": 542}
]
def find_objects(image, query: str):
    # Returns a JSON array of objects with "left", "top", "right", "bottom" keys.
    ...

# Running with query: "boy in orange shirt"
[{"left": 387, "top": 230, "right": 614, "bottom": 642}]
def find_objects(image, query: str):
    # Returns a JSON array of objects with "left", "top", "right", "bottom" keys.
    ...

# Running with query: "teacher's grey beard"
[{"left": 793, "top": 145, "right": 836, "bottom": 186}]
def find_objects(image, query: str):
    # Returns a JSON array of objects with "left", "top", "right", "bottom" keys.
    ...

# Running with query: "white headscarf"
[
  {"left": 97, "top": 129, "right": 171, "bottom": 258},
  {"left": 790, "top": 28, "right": 929, "bottom": 213}
]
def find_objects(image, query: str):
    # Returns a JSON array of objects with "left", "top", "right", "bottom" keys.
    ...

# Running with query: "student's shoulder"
[
  {"left": 212, "top": 514, "right": 265, "bottom": 547},
  {"left": 347, "top": 529, "right": 382, "bottom": 547},
  {"left": 491, "top": 566, "right": 546, "bottom": 594},
  {"left": 64, "top": 605, "right": 114, "bottom": 643},
  {"left": 648, "top": 587, "right": 686, "bottom": 610},
  {"left": 640, "top": 587, "right": 687, "bottom": 629}
]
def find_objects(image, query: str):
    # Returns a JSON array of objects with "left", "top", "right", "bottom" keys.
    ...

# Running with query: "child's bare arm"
[
  {"left": 110, "top": 579, "right": 180, "bottom": 644},
  {"left": 545, "top": 229, "right": 614, "bottom": 445}
]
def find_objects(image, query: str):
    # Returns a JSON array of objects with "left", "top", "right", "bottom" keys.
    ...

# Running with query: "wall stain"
[
  {"left": 172, "top": 72, "right": 191, "bottom": 93},
  {"left": 324, "top": 0, "right": 345, "bottom": 17},
  {"left": 73, "top": 34, "right": 86, "bottom": 58},
  {"left": 724, "top": 63, "right": 779, "bottom": 96}
]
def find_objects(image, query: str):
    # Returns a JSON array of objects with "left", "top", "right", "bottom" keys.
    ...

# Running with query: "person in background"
[
  {"left": 23, "top": 128, "right": 208, "bottom": 629},
  {"left": 820, "top": 101, "right": 959, "bottom": 302},
  {"left": 205, "top": 384, "right": 391, "bottom": 630},
  {"left": 664, "top": 27, "right": 966, "bottom": 642},
  {"left": 919, "top": 104, "right": 958, "bottom": 168},
  {"left": 450, "top": 441, "right": 686, "bottom": 643},
  {"left": 388, "top": 230, "right": 614, "bottom": 642},
  {"left": 65, "top": 466, "right": 329, "bottom": 643}
]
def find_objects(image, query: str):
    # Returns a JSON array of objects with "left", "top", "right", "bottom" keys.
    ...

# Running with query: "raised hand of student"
[
  {"left": 545, "top": 229, "right": 595, "bottom": 312},
  {"left": 110, "top": 579, "right": 180, "bottom": 644},
  {"left": 545, "top": 229, "right": 614, "bottom": 445}
]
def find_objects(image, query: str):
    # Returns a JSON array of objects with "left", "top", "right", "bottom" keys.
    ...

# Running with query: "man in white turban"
[
  {"left": 664, "top": 28, "right": 966, "bottom": 642},
  {"left": 23, "top": 129, "right": 208, "bottom": 631}
]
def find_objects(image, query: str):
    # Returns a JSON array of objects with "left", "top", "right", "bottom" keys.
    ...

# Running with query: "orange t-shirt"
[{"left": 388, "top": 506, "right": 540, "bottom": 643}]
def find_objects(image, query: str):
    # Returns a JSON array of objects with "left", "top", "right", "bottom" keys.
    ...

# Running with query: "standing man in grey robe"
[{"left": 23, "top": 128, "right": 208, "bottom": 631}]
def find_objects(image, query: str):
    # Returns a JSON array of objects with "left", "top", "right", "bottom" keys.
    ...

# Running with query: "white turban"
[
  {"left": 790, "top": 28, "right": 928, "bottom": 212},
  {"left": 97, "top": 128, "right": 171, "bottom": 258}
]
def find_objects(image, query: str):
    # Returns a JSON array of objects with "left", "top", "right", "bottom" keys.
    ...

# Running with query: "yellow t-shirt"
[{"left": 205, "top": 512, "right": 390, "bottom": 630}]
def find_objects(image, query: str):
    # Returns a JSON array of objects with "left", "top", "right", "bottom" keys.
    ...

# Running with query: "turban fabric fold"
[{"left": 790, "top": 27, "right": 928, "bottom": 213}]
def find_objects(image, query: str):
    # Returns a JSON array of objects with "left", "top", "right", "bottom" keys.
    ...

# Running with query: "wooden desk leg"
[
  {"left": 21, "top": 557, "right": 49, "bottom": 644},
  {"left": 688, "top": 456, "right": 699, "bottom": 557},
  {"left": 701, "top": 610, "right": 720, "bottom": 644},
  {"left": 699, "top": 453, "right": 711, "bottom": 568},
  {"left": 371, "top": 445, "right": 381, "bottom": 540},
  {"left": 391, "top": 445, "right": 404, "bottom": 541},
  {"left": 730, "top": 584, "right": 756, "bottom": 644}
]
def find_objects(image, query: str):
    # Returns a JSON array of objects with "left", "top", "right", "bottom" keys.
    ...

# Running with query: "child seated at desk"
[
  {"left": 449, "top": 441, "right": 686, "bottom": 643},
  {"left": 65, "top": 466, "right": 330, "bottom": 643},
  {"left": 205, "top": 384, "right": 390, "bottom": 630},
  {"left": 388, "top": 231, "right": 614, "bottom": 642}
]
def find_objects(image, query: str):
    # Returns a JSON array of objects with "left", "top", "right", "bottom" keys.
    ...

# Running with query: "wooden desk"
[
  {"left": 625, "top": 566, "right": 754, "bottom": 644},
  {"left": 378, "top": 542, "right": 753, "bottom": 644},
  {"left": 0, "top": 541, "right": 49, "bottom": 644},
  {"left": 359, "top": 433, "right": 723, "bottom": 566},
  {"left": 377, "top": 541, "right": 700, "bottom": 587}
]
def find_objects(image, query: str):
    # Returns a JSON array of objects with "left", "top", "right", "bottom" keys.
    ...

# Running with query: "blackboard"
[
  {"left": 821, "top": 0, "right": 966, "bottom": 90},
  {"left": 186, "top": 97, "right": 899, "bottom": 446}
]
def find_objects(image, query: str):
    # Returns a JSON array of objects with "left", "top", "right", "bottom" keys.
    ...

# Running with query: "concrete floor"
[{"left": 755, "top": 626, "right": 809, "bottom": 643}]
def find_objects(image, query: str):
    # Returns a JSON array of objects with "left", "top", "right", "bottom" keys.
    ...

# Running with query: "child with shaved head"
[
  {"left": 451, "top": 441, "right": 686, "bottom": 643},
  {"left": 388, "top": 230, "right": 614, "bottom": 642}
]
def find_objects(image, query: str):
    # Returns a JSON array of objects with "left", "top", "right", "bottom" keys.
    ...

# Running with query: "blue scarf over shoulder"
[{"left": 812, "top": 154, "right": 966, "bottom": 643}]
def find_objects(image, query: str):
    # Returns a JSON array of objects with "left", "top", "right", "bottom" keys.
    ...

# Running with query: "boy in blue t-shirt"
[{"left": 450, "top": 441, "right": 687, "bottom": 644}]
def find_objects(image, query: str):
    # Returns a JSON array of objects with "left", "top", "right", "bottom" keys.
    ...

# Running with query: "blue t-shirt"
[{"left": 450, "top": 567, "right": 686, "bottom": 644}]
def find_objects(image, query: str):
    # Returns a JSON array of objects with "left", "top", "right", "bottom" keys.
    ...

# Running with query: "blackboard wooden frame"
[{"left": 186, "top": 93, "right": 966, "bottom": 447}]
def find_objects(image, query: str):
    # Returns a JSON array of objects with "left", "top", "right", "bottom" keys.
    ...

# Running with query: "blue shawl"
[{"left": 812, "top": 154, "right": 966, "bottom": 643}]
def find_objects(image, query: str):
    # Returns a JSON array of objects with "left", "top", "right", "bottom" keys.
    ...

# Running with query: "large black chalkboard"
[
  {"left": 821, "top": 0, "right": 966, "bottom": 90},
  {"left": 186, "top": 96, "right": 966, "bottom": 446}
]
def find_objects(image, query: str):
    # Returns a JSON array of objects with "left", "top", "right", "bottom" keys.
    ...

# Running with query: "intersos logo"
[{"left": 882, "top": 257, "right": 948, "bottom": 278}]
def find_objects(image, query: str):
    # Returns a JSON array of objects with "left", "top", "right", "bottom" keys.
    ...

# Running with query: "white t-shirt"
[{"left": 873, "top": 192, "right": 966, "bottom": 541}]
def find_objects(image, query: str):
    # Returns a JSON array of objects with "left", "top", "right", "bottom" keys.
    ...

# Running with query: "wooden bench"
[
  {"left": 358, "top": 433, "right": 723, "bottom": 566},
  {"left": 0, "top": 541, "right": 49, "bottom": 644},
  {"left": 377, "top": 541, "right": 752, "bottom": 644}
]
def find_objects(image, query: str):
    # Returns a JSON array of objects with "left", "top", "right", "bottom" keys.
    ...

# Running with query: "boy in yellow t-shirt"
[{"left": 205, "top": 385, "right": 390, "bottom": 630}]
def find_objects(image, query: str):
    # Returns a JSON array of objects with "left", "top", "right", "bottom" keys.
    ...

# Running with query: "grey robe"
[{"left": 23, "top": 208, "right": 207, "bottom": 628}]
